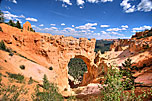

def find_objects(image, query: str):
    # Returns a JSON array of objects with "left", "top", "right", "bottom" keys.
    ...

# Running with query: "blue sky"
[{"left": 0, "top": 0, "right": 152, "bottom": 39}]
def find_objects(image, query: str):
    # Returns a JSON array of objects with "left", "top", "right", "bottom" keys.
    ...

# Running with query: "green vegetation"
[
  {"left": 0, "top": 10, "right": 4, "bottom": 23},
  {"left": 95, "top": 40, "right": 113, "bottom": 53},
  {"left": 15, "top": 20, "right": 22, "bottom": 29},
  {"left": 0, "top": 40, "right": 6, "bottom": 51},
  {"left": 28, "top": 77, "right": 33, "bottom": 85},
  {"left": 32, "top": 74, "right": 63, "bottom": 100},
  {"left": 0, "top": 85, "right": 28, "bottom": 100},
  {"left": 98, "top": 66, "right": 152, "bottom": 101},
  {"left": 8, "top": 20, "right": 16, "bottom": 27},
  {"left": 0, "top": 26, "right": 3, "bottom": 32},
  {"left": 20, "top": 65, "right": 25, "bottom": 70},
  {"left": 9, "top": 52, "right": 14, "bottom": 56},
  {"left": 120, "top": 58, "right": 136, "bottom": 89},
  {"left": 68, "top": 58, "right": 87, "bottom": 81},
  {"left": 49, "top": 66, "right": 53, "bottom": 70},
  {"left": 30, "top": 28, "right": 35, "bottom": 32},
  {"left": 6, "top": 72, "right": 24, "bottom": 83}
]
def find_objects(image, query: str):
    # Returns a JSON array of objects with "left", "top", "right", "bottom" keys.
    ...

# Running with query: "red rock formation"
[
  {"left": 23, "top": 21, "right": 32, "bottom": 31},
  {"left": 0, "top": 23, "right": 101, "bottom": 92}
]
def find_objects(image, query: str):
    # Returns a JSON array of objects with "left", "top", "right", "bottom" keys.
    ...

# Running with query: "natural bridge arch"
[{"left": 0, "top": 23, "right": 101, "bottom": 92}]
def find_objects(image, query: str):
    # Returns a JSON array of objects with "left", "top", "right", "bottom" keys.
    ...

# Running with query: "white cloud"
[
  {"left": 120, "top": 0, "right": 131, "bottom": 10},
  {"left": 106, "top": 28, "right": 124, "bottom": 31},
  {"left": 31, "top": 25, "right": 36, "bottom": 28},
  {"left": 120, "top": 0, "right": 136, "bottom": 13},
  {"left": 101, "top": 0, "right": 113, "bottom": 3},
  {"left": 61, "top": 23, "right": 65, "bottom": 26},
  {"left": 93, "top": 33, "right": 100, "bottom": 36},
  {"left": 50, "top": 24, "right": 56, "bottom": 26},
  {"left": 9, "top": 0, "right": 17, "bottom": 4},
  {"left": 111, "top": 32, "right": 124, "bottom": 36},
  {"left": 86, "top": 0, "right": 113, "bottom": 3},
  {"left": 18, "top": 15, "right": 25, "bottom": 18},
  {"left": 50, "top": 27, "right": 58, "bottom": 30},
  {"left": 137, "top": 0, "right": 152, "bottom": 12},
  {"left": 86, "top": 0, "right": 98, "bottom": 3},
  {"left": 77, "top": 0, "right": 85, "bottom": 5},
  {"left": 3, "top": 11, "right": 23, "bottom": 23},
  {"left": 60, "top": 0, "right": 72, "bottom": 5},
  {"left": 121, "top": 25, "right": 128, "bottom": 28},
  {"left": 3, "top": 11, "right": 18, "bottom": 20},
  {"left": 100, "top": 25, "right": 110, "bottom": 28},
  {"left": 59, "top": 0, "right": 113, "bottom": 7},
  {"left": 26, "top": 17, "right": 38, "bottom": 22},
  {"left": 39, "top": 24, "right": 44, "bottom": 27},
  {"left": 72, "top": 25, "right": 75, "bottom": 27},
  {"left": 132, "top": 25, "right": 151, "bottom": 32},
  {"left": 125, "top": 5, "right": 136, "bottom": 13},
  {"left": 76, "top": 23, "right": 97, "bottom": 30},
  {"left": 101, "top": 31, "right": 123, "bottom": 36},
  {"left": 120, "top": 0, "right": 152, "bottom": 13}
]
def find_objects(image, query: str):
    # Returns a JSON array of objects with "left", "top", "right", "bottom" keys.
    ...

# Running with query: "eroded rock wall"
[{"left": 0, "top": 23, "right": 98, "bottom": 92}]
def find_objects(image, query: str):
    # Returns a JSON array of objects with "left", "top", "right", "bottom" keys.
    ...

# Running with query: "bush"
[
  {"left": 120, "top": 58, "right": 135, "bottom": 90},
  {"left": 9, "top": 53, "right": 14, "bottom": 56},
  {"left": 32, "top": 74, "right": 63, "bottom": 100},
  {"left": 30, "top": 28, "right": 35, "bottom": 32},
  {"left": 0, "top": 85, "right": 28, "bottom": 100},
  {"left": 0, "top": 40, "right": 6, "bottom": 51},
  {"left": 6, "top": 72, "right": 24, "bottom": 83},
  {"left": 20, "top": 65, "right": 25, "bottom": 70},
  {"left": 28, "top": 77, "right": 33, "bottom": 84},
  {"left": 0, "top": 26, "right": 3, "bottom": 32},
  {"left": 49, "top": 66, "right": 53, "bottom": 70},
  {"left": 99, "top": 67, "right": 149, "bottom": 101}
]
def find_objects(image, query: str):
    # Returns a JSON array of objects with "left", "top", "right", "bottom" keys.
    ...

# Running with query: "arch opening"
[{"left": 68, "top": 57, "right": 88, "bottom": 88}]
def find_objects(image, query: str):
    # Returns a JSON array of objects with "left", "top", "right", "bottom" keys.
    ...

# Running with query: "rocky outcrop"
[
  {"left": 23, "top": 21, "right": 32, "bottom": 31},
  {"left": 0, "top": 23, "right": 103, "bottom": 92}
]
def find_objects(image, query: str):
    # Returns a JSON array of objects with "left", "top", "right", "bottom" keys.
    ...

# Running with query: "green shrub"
[
  {"left": 0, "top": 40, "right": 6, "bottom": 51},
  {"left": 49, "top": 66, "right": 53, "bottom": 70},
  {"left": 6, "top": 72, "right": 24, "bottom": 83},
  {"left": 20, "top": 65, "right": 25, "bottom": 70},
  {"left": 9, "top": 53, "right": 14, "bottom": 56},
  {"left": 120, "top": 58, "right": 135, "bottom": 90},
  {"left": 30, "top": 28, "right": 35, "bottom": 32},
  {"left": 100, "top": 68, "right": 123, "bottom": 101},
  {"left": 0, "top": 26, "right": 3, "bottom": 32},
  {"left": 28, "top": 77, "right": 33, "bottom": 85},
  {"left": 0, "top": 85, "right": 28, "bottom": 100},
  {"left": 32, "top": 74, "right": 63, "bottom": 100}
]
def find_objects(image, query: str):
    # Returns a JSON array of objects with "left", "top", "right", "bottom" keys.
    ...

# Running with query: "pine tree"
[
  {"left": 16, "top": 21, "right": 22, "bottom": 29},
  {"left": 8, "top": 20, "right": 15, "bottom": 27},
  {"left": 0, "top": 10, "right": 4, "bottom": 23},
  {"left": 43, "top": 74, "right": 50, "bottom": 90}
]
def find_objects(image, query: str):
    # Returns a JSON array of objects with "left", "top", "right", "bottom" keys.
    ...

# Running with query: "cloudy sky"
[{"left": 0, "top": 0, "right": 152, "bottom": 39}]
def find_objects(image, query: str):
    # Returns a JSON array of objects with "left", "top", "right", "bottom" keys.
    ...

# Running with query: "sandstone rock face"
[
  {"left": 23, "top": 21, "right": 32, "bottom": 31},
  {"left": 0, "top": 23, "right": 100, "bottom": 92},
  {"left": 110, "top": 38, "right": 152, "bottom": 53}
]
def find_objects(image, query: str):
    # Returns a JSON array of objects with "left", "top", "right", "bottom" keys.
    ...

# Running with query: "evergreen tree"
[
  {"left": 15, "top": 21, "right": 22, "bottom": 29},
  {"left": 43, "top": 74, "right": 50, "bottom": 90},
  {"left": 8, "top": 20, "right": 15, "bottom": 27},
  {"left": 30, "top": 28, "right": 35, "bottom": 32},
  {"left": 0, "top": 10, "right": 4, "bottom": 23}
]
